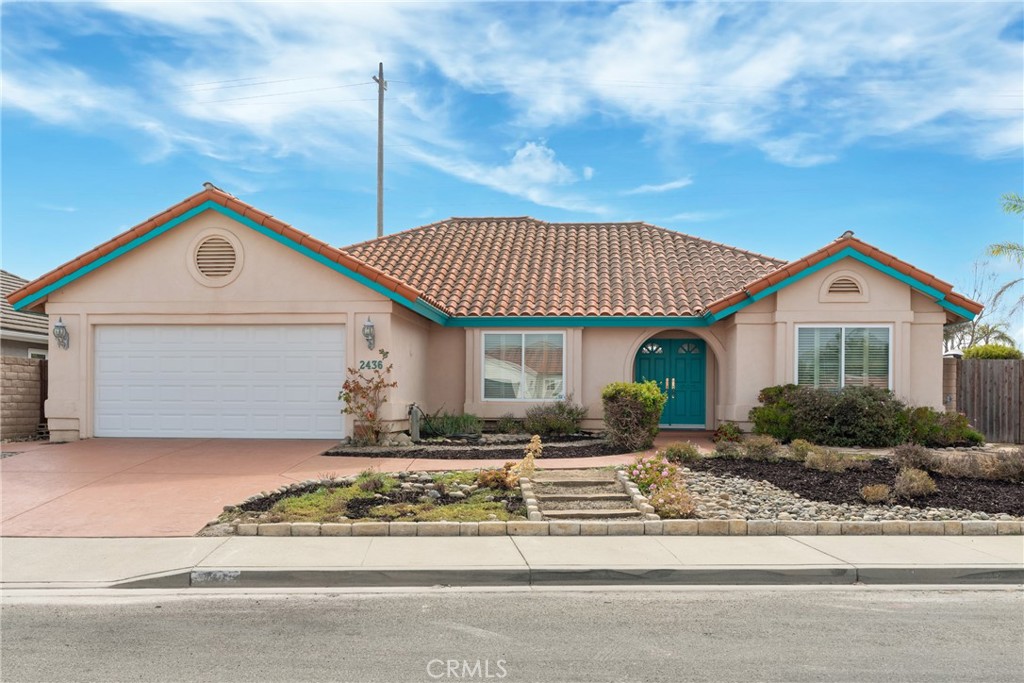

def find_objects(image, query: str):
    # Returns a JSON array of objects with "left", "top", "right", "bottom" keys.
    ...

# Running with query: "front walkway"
[{"left": 0, "top": 433, "right": 710, "bottom": 537}]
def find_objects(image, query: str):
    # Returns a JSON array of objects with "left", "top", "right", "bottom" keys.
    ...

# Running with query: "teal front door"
[{"left": 635, "top": 339, "right": 706, "bottom": 427}]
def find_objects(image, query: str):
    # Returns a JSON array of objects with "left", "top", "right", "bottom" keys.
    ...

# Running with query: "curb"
[
  {"left": 106, "top": 563, "right": 1024, "bottom": 589},
  {"left": 233, "top": 519, "right": 1024, "bottom": 537}
]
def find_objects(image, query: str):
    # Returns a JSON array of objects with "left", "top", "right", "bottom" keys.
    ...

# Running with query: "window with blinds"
[
  {"left": 797, "top": 326, "right": 890, "bottom": 390},
  {"left": 483, "top": 332, "right": 565, "bottom": 400}
]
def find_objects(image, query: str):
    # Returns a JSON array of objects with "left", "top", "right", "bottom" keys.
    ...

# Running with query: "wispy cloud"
[
  {"left": 38, "top": 204, "right": 78, "bottom": 213},
  {"left": 624, "top": 176, "right": 693, "bottom": 195},
  {"left": 663, "top": 211, "right": 724, "bottom": 223},
  {"left": 3, "top": 0, "right": 1020, "bottom": 210}
]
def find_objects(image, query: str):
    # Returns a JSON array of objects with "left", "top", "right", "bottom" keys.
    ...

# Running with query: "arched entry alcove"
[{"left": 633, "top": 332, "right": 716, "bottom": 429}]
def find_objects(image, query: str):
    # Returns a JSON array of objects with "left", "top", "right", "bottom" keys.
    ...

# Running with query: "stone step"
[
  {"left": 532, "top": 479, "right": 618, "bottom": 487},
  {"left": 532, "top": 471, "right": 617, "bottom": 484},
  {"left": 543, "top": 509, "right": 643, "bottom": 520},
  {"left": 537, "top": 492, "right": 631, "bottom": 503}
]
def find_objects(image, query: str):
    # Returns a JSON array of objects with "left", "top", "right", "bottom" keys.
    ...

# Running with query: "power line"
[{"left": 196, "top": 81, "right": 373, "bottom": 104}]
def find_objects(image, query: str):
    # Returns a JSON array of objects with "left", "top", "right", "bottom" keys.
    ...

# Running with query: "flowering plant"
[
  {"left": 627, "top": 454, "right": 680, "bottom": 496},
  {"left": 339, "top": 349, "right": 397, "bottom": 445}
]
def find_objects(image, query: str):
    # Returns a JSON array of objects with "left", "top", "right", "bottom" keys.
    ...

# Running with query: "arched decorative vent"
[
  {"left": 640, "top": 342, "right": 664, "bottom": 355},
  {"left": 828, "top": 277, "right": 861, "bottom": 294},
  {"left": 195, "top": 236, "right": 237, "bottom": 277},
  {"left": 678, "top": 342, "right": 701, "bottom": 354}
]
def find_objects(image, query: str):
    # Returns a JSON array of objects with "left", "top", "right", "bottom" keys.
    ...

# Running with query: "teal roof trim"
[
  {"left": 12, "top": 201, "right": 433, "bottom": 319},
  {"left": 15, "top": 212, "right": 975, "bottom": 325},
  {"left": 12, "top": 203, "right": 211, "bottom": 312},
  {"left": 705, "top": 247, "right": 977, "bottom": 322},
  {"left": 443, "top": 315, "right": 709, "bottom": 328}
]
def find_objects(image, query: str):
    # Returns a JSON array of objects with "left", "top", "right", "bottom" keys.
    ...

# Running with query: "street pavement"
[{"left": 2, "top": 587, "right": 1021, "bottom": 682}]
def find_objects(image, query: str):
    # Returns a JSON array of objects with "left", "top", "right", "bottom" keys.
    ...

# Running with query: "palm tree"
[{"left": 985, "top": 193, "right": 1023, "bottom": 313}]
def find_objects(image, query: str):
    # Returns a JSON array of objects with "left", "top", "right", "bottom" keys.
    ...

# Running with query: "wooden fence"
[{"left": 956, "top": 359, "right": 1023, "bottom": 444}]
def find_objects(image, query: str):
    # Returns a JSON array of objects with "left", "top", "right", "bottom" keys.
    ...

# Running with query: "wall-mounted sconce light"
[
  {"left": 53, "top": 317, "right": 70, "bottom": 350},
  {"left": 362, "top": 318, "right": 376, "bottom": 350}
]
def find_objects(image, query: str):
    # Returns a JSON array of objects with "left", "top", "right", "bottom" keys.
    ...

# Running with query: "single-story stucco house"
[{"left": 7, "top": 185, "right": 982, "bottom": 442}]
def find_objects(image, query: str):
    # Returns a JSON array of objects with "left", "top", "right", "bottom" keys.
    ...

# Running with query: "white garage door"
[{"left": 94, "top": 325, "right": 346, "bottom": 438}]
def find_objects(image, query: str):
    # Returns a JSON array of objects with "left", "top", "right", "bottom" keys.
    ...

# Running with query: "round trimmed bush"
[{"left": 601, "top": 381, "right": 667, "bottom": 451}]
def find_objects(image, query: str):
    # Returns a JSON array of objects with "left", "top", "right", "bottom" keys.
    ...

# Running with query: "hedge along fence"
[{"left": 957, "top": 359, "right": 1023, "bottom": 444}]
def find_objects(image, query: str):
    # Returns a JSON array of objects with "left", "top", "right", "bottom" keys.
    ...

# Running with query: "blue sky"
[{"left": 2, "top": 1, "right": 1021, "bottom": 331}]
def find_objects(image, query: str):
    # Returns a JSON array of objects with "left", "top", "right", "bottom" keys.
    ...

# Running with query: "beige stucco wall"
[
  {"left": 40, "top": 210, "right": 401, "bottom": 440},
  {"left": 424, "top": 324, "right": 466, "bottom": 414},
  {"left": 445, "top": 258, "right": 949, "bottom": 431}
]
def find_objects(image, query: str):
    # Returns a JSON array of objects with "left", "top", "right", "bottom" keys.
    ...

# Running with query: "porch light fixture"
[
  {"left": 362, "top": 318, "right": 376, "bottom": 350},
  {"left": 53, "top": 317, "right": 70, "bottom": 350}
]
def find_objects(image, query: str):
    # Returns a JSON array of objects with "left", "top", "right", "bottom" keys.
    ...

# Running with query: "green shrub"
[
  {"left": 894, "top": 468, "right": 937, "bottom": 499},
  {"left": 648, "top": 481, "right": 697, "bottom": 519},
  {"left": 421, "top": 411, "right": 483, "bottom": 437},
  {"left": 749, "top": 384, "right": 910, "bottom": 447},
  {"left": 908, "top": 407, "right": 985, "bottom": 447},
  {"left": 660, "top": 441, "right": 702, "bottom": 464},
  {"left": 601, "top": 381, "right": 667, "bottom": 451},
  {"left": 495, "top": 413, "right": 524, "bottom": 434},
  {"left": 891, "top": 443, "right": 935, "bottom": 471},
  {"left": 743, "top": 434, "right": 781, "bottom": 461},
  {"left": 860, "top": 484, "right": 891, "bottom": 504},
  {"left": 626, "top": 454, "right": 680, "bottom": 496},
  {"left": 711, "top": 422, "right": 743, "bottom": 443},
  {"left": 714, "top": 440, "right": 744, "bottom": 459},
  {"left": 789, "top": 439, "right": 814, "bottom": 462},
  {"left": 523, "top": 398, "right": 587, "bottom": 437},
  {"left": 962, "top": 344, "right": 1023, "bottom": 360}
]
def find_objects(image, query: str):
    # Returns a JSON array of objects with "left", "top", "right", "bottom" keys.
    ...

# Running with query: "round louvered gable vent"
[
  {"left": 828, "top": 276, "right": 861, "bottom": 294},
  {"left": 195, "top": 236, "right": 237, "bottom": 277}
]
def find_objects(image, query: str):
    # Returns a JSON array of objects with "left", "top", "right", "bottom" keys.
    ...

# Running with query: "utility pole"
[{"left": 373, "top": 62, "right": 387, "bottom": 238}]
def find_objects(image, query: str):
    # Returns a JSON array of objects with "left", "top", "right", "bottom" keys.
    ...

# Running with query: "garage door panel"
[{"left": 94, "top": 325, "right": 346, "bottom": 439}]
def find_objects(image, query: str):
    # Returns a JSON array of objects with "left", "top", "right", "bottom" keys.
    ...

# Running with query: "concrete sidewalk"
[{"left": 2, "top": 536, "right": 1021, "bottom": 590}]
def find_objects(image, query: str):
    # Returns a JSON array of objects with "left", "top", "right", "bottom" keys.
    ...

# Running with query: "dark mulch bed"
[
  {"left": 325, "top": 438, "right": 629, "bottom": 460},
  {"left": 687, "top": 457, "right": 1024, "bottom": 516}
]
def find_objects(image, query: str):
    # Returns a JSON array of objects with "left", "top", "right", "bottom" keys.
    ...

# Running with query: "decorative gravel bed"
[{"left": 682, "top": 459, "right": 1023, "bottom": 521}]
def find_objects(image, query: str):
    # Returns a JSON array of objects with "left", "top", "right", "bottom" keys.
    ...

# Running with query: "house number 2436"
[{"left": 359, "top": 360, "right": 384, "bottom": 370}]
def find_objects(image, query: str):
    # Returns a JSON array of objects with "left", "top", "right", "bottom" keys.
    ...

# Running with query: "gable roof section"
[
  {"left": 343, "top": 218, "right": 786, "bottom": 317},
  {"left": 1, "top": 270, "right": 48, "bottom": 338},
  {"left": 705, "top": 233, "right": 983, "bottom": 322},
  {"left": 8, "top": 188, "right": 981, "bottom": 326},
  {"left": 7, "top": 187, "right": 423, "bottom": 313}
]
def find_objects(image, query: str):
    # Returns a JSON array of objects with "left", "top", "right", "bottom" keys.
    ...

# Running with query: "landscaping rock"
[
  {"left": 257, "top": 523, "right": 290, "bottom": 537},
  {"left": 962, "top": 521, "right": 998, "bottom": 535},
  {"left": 606, "top": 520, "right": 644, "bottom": 535},
  {"left": 320, "top": 523, "right": 352, "bottom": 537},
  {"left": 389, "top": 522, "right": 418, "bottom": 537},
  {"left": 417, "top": 521, "right": 461, "bottom": 537},
  {"left": 697, "top": 520, "right": 730, "bottom": 536},
  {"left": 460, "top": 522, "right": 479, "bottom": 536},
  {"left": 477, "top": 521, "right": 508, "bottom": 536},
  {"left": 746, "top": 520, "right": 777, "bottom": 536},
  {"left": 909, "top": 521, "right": 945, "bottom": 535},
  {"left": 236, "top": 523, "right": 258, "bottom": 536},
  {"left": 549, "top": 521, "right": 581, "bottom": 536},
  {"left": 662, "top": 520, "right": 698, "bottom": 536},
  {"left": 291, "top": 523, "right": 321, "bottom": 537},
  {"left": 579, "top": 521, "right": 609, "bottom": 536},
  {"left": 352, "top": 522, "right": 389, "bottom": 536},
  {"left": 506, "top": 521, "right": 549, "bottom": 536}
]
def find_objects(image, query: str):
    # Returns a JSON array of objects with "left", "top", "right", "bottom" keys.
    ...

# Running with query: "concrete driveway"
[{"left": 0, "top": 437, "right": 668, "bottom": 537}]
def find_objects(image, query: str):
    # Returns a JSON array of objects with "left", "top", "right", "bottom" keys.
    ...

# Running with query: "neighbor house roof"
[
  {"left": 1, "top": 270, "right": 48, "bottom": 339},
  {"left": 344, "top": 218, "right": 786, "bottom": 317},
  {"left": 5, "top": 186, "right": 422, "bottom": 312}
]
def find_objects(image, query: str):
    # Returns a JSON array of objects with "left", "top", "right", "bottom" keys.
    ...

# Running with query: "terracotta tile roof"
[
  {"left": 6, "top": 186, "right": 422, "bottom": 311},
  {"left": 344, "top": 217, "right": 787, "bottom": 317},
  {"left": 1, "top": 270, "right": 48, "bottom": 337},
  {"left": 705, "top": 233, "right": 984, "bottom": 319}
]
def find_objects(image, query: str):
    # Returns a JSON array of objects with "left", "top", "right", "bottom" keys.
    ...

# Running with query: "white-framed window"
[
  {"left": 795, "top": 325, "right": 892, "bottom": 390},
  {"left": 27, "top": 348, "right": 48, "bottom": 360},
  {"left": 483, "top": 332, "right": 565, "bottom": 400}
]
